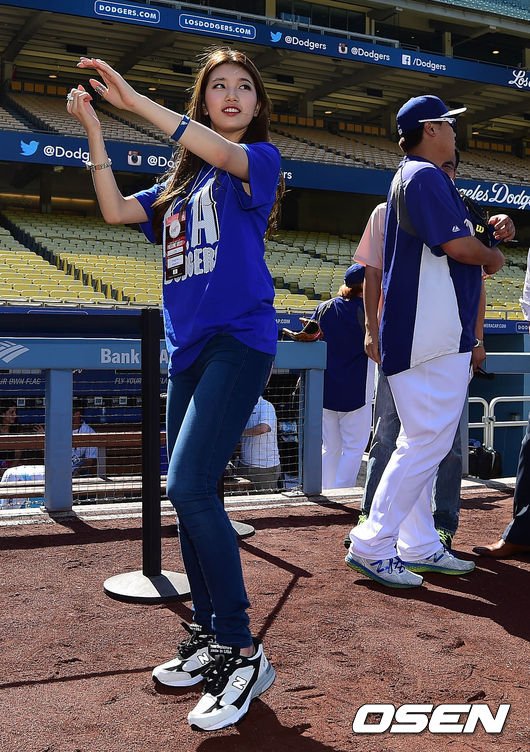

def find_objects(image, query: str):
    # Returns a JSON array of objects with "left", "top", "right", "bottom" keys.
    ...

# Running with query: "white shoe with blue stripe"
[
  {"left": 402, "top": 547, "right": 475, "bottom": 575},
  {"left": 345, "top": 551, "right": 423, "bottom": 588}
]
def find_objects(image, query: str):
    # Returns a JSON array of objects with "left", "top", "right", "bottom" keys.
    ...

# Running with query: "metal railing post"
[{"left": 301, "top": 366, "right": 324, "bottom": 495}]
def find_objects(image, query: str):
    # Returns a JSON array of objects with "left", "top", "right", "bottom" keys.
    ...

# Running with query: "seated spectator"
[
  {"left": 13, "top": 401, "right": 98, "bottom": 479},
  {"left": 239, "top": 396, "right": 281, "bottom": 491},
  {"left": 71, "top": 402, "right": 97, "bottom": 476}
]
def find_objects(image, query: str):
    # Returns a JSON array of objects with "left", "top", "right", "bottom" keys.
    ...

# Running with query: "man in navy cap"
[
  {"left": 345, "top": 95, "right": 505, "bottom": 588},
  {"left": 394, "top": 94, "right": 467, "bottom": 137}
]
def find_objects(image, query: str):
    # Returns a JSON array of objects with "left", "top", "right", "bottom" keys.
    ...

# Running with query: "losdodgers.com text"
[{"left": 180, "top": 15, "right": 255, "bottom": 37}]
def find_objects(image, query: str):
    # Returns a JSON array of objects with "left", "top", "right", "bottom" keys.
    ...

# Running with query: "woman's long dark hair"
[{"left": 151, "top": 47, "right": 283, "bottom": 242}]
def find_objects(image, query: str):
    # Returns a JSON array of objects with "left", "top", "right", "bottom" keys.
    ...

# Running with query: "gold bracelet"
[{"left": 84, "top": 157, "right": 112, "bottom": 172}]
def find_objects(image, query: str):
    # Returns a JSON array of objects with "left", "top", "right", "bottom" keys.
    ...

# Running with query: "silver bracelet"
[{"left": 85, "top": 157, "right": 112, "bottom": 172}]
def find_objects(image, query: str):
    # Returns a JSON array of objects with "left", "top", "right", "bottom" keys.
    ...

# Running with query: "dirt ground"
[{"left": 0, "top": 485, "right": 529, "bottom": 752}]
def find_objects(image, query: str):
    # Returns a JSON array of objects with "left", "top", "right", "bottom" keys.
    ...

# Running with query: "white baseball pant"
[{"left": 349, "top": 351, "right": 470, "bottom": 560}]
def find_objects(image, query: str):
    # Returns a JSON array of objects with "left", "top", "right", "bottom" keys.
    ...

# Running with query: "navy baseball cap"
[
  {"left": 396, "top": 95, "right": 466, "bottom": 136},
  {"left": 344, "top": 263, "right": 365, "bottom": 287}
]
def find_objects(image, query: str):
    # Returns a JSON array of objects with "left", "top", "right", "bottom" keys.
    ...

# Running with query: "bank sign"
[{"left": 4, "top": 0, "right": 530, "bottom": 91}]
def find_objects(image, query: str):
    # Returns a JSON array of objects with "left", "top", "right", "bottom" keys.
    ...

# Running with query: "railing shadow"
[{"left": 0, "top": 514, "right": 179, "bottom": 552}]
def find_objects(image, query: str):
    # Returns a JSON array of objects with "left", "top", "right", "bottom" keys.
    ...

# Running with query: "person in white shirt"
[
  {"left": 239, "top": 396, "right": 280, "bottom": 491},
  {"left": 22, "top": 403, "right": 97, "bottom": 476},
  {"left": 71, "top": 404, "right": 97, "bottom": 475}
]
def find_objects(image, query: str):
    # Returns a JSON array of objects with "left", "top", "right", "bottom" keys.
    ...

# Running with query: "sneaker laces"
[
  {"left": 202, "top": 648, "right": 244, "bottom": 695},
  {"left": 177, "top": 621, "right": 213, "bottom": 659}
]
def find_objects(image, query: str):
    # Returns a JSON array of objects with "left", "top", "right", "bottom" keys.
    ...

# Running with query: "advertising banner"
[
  {"left": 4, "top": 131, "right": 529, "bottom": 209},
  {"left": 4, "top": 0, "right": 530, "bottom": 91}
]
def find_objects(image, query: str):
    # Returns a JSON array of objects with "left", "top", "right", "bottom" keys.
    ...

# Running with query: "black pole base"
[
  {"left": 231, "top": 520, "right": 255, "bottom": 538},
  {"left": 103, "top": 569, "right": 190, "bottom": 604}
]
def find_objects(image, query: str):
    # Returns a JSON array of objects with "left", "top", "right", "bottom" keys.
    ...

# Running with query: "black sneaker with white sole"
[
  {"left": 152, "top": 621, "right": 214, "bottom": 687},
  {"left": 188, "top": 639, "right": 275, "bottom": 731}
]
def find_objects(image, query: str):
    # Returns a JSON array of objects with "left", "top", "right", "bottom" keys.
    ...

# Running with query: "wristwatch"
[{"left": 473, "top": 338, "right": 484, "bottom": 348}]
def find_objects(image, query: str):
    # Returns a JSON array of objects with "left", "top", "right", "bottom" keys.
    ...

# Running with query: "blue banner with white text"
[
  {"left": 3, "top": 0, "right": 530, "bottom": 92},
  {"left": 3, "top": 130, "right": 530, "bottom": 209}
]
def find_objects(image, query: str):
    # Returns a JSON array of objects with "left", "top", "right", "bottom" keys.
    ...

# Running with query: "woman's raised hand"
[
  {"left": 77, "top": 57, "right": 142, "bottom": 111},
  {"left": 66, "top": 84, "right": 101, "bottom": 133}
]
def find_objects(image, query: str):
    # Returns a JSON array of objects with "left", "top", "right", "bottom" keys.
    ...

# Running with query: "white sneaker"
[
  {"left": 152, "top": 621, "right": 214, "bottom": 687},
  {"left": 402, "top": 548, "right": 476, "bottom": 575},
  {"left": 345, "top": 551, "right": 423, "bottom": 588},
  {"left": 188, "top": 640, "right": 275, "bottom": 731}
]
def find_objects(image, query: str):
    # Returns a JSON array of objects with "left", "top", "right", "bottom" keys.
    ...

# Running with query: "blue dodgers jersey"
[
  {"left": 380, "top": 156, "right": 482, "bottom": 377},
  {"left": 134, "top": 142, "right": 281, "bottom": 374},
  {"left": 313, "top": 296, "right": 372, "bottom": 412}
]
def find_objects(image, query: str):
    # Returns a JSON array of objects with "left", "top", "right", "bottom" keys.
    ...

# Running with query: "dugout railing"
[
  {"left": 2, "top": 345, "right": 530, "bottom": 511},
  {"left": 0, "top": 335, "right": 326, "bottom": 512}
]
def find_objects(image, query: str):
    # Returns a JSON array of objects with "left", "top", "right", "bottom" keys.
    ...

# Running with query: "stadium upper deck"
[
  {"left": 0, "top": 1, "right": 528, "bottom": 259},
  {"left": 0, "top": 0, "right": 529, "bottom": 142},
  {"left": 433, "top": 0, "right": 530, "bottom": 21}
]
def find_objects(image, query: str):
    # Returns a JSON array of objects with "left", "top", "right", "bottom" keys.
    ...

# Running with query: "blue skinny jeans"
[{"left": 166, "top": 334, "right": 273, "bottom": 648}]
